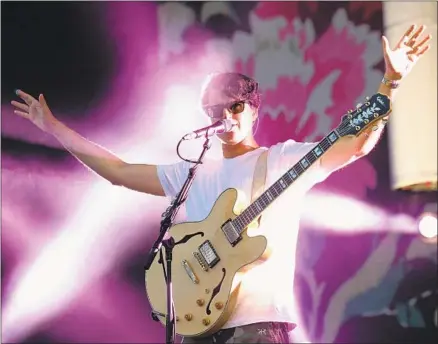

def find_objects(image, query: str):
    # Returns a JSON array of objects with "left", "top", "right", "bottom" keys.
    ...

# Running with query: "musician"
[{"left": 11, "top": 25, "right": 431, "bottom": 343}]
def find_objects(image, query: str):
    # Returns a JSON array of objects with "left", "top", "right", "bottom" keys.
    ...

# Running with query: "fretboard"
[{"left": 232, "top": 130, "right": 340, "bottom": 233}]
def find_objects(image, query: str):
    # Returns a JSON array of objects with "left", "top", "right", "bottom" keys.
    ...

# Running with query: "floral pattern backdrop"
[
  {"left": 156, "top": 2, "right": 437, "bottom": 343},
  {"left": 1, "top": 2, "right": 436, "bottom": 343}
]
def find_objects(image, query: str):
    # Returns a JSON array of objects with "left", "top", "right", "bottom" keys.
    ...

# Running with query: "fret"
[
  {"left": 306, "top": 150, "right": 317, "bottom": 163},
  {"left": 312, "top": 144, "right": 324, "bottom": 157},
  {"left": 255, "top": 201, "right": 263, "bottom": 212},
  {"left": 266, "top": 190, "right": 273, "bottom": 201},
  {"left": 261, "top": 194, "right": 269, "bottom": 207},
  {"left": 237, "top": 215, "right": 244, "bottom": 229},
  {"left": 328, "top": 130, "right": 339, "bottom": 143},
  {"left": 257, "top": 196, "right": 265, "bottom": 208},
  {"left": 250, "top": 208, "right": 256, "bottom": 218},
  {"left": 257, "top": 197, "right": 264, "bottom": 209},
  {"left": 283, "top": 172, "right": 293, "bottom": 185},
  {"left": 235, "top": 217, "right": 244, "bottom": 232},
  {"left": 253, "top": 202, "right": 262, "bottom": 214},
  {"left": 243, "top": 212, "right": 250, "bottom": 225},
  {"left": 319, "top": 137, "right": 331, "bottom": 151},
  {"left": 270, "top": 185, "right": 279, "bottom": 197},
  {"left": 279, "top": 178, "right": 287, "bottom": 189},
  {"left": 248, "top": 206, "right": 256, "bottom": 218},
  {"left": 294, "top": 164, "right": 304, "bottom": 175},
  {"left": 271, "top": 184, "right": 278, "bottom": 196},
  {"left": 300, "top": 157, "right": 310, "bottom": 169},
  {"left": 237, "top": 217, "right": 244, "bottom": 230},
  {"left": 288, "top": 169, "right": 298, "bottom": 180}
]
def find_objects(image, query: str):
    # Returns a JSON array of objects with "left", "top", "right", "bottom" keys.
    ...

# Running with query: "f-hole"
[{"left": 206, "top": 268, "right": 226, "bottom": 315}]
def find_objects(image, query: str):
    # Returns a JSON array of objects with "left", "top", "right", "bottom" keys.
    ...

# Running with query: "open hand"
[
  {"left": 11, "top": 90, "right": 57, "bottom": 132},
  {"left": 382, "top": 24, "right": 432, "bottom": 80}
]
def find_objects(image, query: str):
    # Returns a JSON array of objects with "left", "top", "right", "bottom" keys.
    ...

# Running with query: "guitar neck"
[{"left": 233, "top": 130, "right": 341, "bottom": 233}]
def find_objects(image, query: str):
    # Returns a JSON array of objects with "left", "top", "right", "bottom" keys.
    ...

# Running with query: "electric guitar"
[{"left": 145, "top": 93, "right": 391, "bottom": 337}]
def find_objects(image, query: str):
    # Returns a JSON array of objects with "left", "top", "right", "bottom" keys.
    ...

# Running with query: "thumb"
[{"left": 382, "top": 35, "right": 391, "bottom": 55}]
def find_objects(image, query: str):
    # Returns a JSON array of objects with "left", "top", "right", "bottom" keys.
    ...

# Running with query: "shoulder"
[{"left": 268, "top": 139, "right": 317, "bottom": 157}]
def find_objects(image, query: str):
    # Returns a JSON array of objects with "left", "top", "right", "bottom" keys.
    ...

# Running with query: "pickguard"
[{"left": 206, "top": 268, "right": 226, "bottom": 315}]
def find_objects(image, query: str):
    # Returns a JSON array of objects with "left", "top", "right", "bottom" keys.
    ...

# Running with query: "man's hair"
[{"left": 201, "top": 72, "right": 261, "bottom": 109}]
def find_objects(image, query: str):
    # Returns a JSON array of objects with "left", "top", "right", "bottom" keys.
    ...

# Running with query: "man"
[{"left": 11, "top": 25, "right": 431, "bottom": 343}]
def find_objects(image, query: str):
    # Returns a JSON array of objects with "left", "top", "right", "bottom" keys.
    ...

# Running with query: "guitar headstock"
[{"left": 337, "top": 93, "right": 392, "bottom": 137}]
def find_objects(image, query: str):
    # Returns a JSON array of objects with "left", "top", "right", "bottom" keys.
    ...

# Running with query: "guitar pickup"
[{"left": 198, "top": 240, "right": 220, "bottom": 269}]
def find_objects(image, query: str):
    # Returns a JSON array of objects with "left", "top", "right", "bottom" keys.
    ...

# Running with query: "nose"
[{"left": 223, "top": 108, "right": 233, "bottom": 119}]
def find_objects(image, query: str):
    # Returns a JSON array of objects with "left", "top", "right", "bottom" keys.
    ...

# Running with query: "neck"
[{"left": 222, "top": 136, "right": 259, "bottom": 159}]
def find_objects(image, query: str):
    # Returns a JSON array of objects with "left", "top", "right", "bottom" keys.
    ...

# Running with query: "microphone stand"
[{"left": 144, "top": 134, "right": 213, "bottom": 344}]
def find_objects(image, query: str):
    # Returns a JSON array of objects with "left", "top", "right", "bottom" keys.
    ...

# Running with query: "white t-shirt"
[{"left": 156, "top": 139, "right": 330, "bottom": 329}]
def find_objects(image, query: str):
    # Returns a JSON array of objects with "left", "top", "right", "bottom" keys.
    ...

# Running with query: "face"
[{"left": 202, "top": 87, "right": 257, "bottom": 145}]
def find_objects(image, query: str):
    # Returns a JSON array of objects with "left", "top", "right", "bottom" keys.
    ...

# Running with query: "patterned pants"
[{"left": 181, "top": 322, "right": 296, "bottom": 343}]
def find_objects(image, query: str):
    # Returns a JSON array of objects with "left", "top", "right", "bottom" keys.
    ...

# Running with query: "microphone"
[{"left": 182, "top": 119, "right": 238, "bottom": 140}]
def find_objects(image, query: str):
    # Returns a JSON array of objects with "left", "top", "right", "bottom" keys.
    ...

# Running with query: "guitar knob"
[
  {"left": 215, "top": 302, "right": 224, "bottom": 310},
  {"left": 202, "top": 318, "right": 211, "bottom": 326},
  {"left": 184, "top": 314, "right": 193, "bottom": 321},
  {"left": 176, "top": 316, "right": 180, "bottom": 322},
  {"left": 196, "top": 299, "right": 205, "bottom": 306}
]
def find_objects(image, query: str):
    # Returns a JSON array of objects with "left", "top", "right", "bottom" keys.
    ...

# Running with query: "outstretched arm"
[
  {"left": 12, "top": 90, "right": 166, "bottom": 196},
  {"left": 320, "top": 24, "right": 432, "bottom": 173}
]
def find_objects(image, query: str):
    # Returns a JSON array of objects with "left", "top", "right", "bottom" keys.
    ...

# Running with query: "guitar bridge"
[
  {"left": 198, "top": 240, "right": 220, "bottom": 269},
  {"left": 193, "top": 251, "right": 208, "bottom": 271}
]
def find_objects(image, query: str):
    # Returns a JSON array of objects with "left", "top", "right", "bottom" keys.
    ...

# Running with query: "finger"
[
  {"left": 397, "top": 24, "right": 416, "bottom": 47},
  {"left": 11, "top": 100, "right": 29, "bottom": 112},
  {"left": 15, "top": 89, "right": 38, "bottom": 106},
  {"left": 416, "top": 44, "right": 430, "bottom": 57},
  {"left": 39, "top": 94, "right": 49, "bottom": 109},
  {"left": 411, "top": 25, "right": 426, "bottom": 41},
  {"left": 14, "top": 110, "right": 29, "bottom": 119},
  {"left": 413, "top": 34, "right": 432, "bottom": 52}
]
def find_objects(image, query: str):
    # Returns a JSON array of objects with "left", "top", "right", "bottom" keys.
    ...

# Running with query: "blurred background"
[{"left": 1, "top": 1, "right": 437, "bottom": 343}]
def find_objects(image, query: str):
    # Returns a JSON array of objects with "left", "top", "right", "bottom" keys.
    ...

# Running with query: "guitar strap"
[{"left": 251, "top": 148, "right": 269, "bottom": 224}]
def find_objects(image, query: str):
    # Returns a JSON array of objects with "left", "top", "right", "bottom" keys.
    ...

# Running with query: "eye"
[{"left": 230, "top": 102, "right": 244, "bottom": 114}]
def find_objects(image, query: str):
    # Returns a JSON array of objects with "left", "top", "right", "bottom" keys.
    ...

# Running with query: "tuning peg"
[
  {"left": 347, "top": 109, "right": 353, "bottom": 113},
  {"left": 356, "top": 103, "right": 363, "bottom": 108},
  {"left": 365, "top": 96, "right": 370, "bottom": 101}
]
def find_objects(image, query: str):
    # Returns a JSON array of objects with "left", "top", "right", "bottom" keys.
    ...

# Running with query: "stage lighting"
[{"left": 418, "top": 203, "right": 437, "bottom": 239}]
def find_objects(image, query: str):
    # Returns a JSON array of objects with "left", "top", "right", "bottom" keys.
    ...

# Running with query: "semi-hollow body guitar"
[{"left": 145, "top": 94, "right": 391, "bottom": 337}]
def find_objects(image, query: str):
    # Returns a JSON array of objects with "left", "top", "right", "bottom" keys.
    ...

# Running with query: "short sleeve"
[
  {"left": 271, "top": 139, "right": 331, "bottom": 187},
  {"left": 156, "top": 160, "right": 191, "bottom": 198}
]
